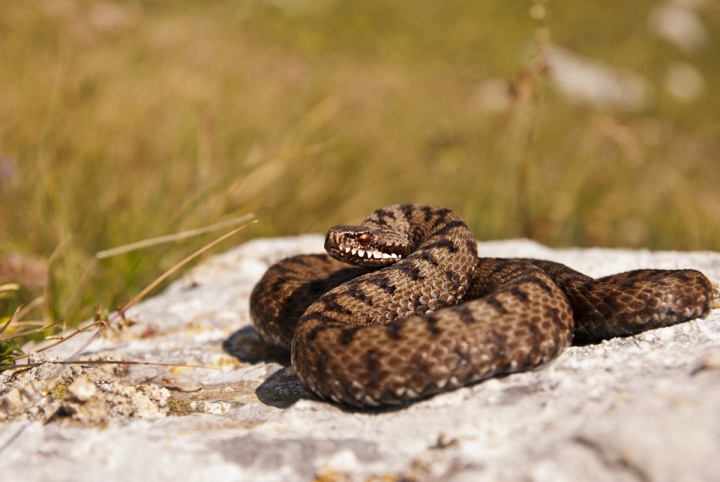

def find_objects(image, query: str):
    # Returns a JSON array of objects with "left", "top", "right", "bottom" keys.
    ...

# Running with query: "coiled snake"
[{"left": 250, "top": 204, "right": 716, "bottom": 408}]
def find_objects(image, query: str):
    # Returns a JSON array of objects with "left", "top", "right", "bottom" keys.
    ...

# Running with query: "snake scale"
[{"left": 250, "top": 204, "right": 716, "bottom": 408}]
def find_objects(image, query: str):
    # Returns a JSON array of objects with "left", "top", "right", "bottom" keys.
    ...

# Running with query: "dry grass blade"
[
  {"left": 0, "top": 306, "right": 24, "bottom": 366},
  {"left": 58, "top": 258, "right": 99, "bottom": 321},
  {"left": 4, "top": 320, "right": 104, "bottom": 365},
  {"left": 1, "top": 359, "right": 216, "bottom": 372},
  {"left": 0, "top": 319, "right": 64, "bottom": 341},
  {"left": 66, "top": 218, "right": 258, "bottom": 361},
  {"left": 0, "top": 283, "right": 21, "bottom": 293},
  {"left": 95, "top": 213, "right": 255, "bottom": 259},
  {"left": 43, "top": 236, "right": 73, "bottom": 318},
  {"left": 15, "top": 296, "right": 46, "bottom": 323},
  {"left": 0, "top": 305, "right": 21, "bottom": 337},
  {"left": 120, "top": 219, "right": 257, "bottom": 314},
  {"left": 2, "top": 320, "right": 50, "bottom": 326}
]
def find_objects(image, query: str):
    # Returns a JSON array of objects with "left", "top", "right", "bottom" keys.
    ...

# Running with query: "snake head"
[{"left": 325, "top": 225, "right": 411, "bottom": 269}]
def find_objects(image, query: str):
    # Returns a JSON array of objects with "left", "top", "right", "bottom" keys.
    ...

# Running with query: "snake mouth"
[
  {"left": 324, "top": 226, "right": 409, "bottom": 268},
  {"left": 337, "top": 245, "right": 402, "bottom": 261},
  {"left": 327, "top": 239, "right": 404, "bottom": 268}
]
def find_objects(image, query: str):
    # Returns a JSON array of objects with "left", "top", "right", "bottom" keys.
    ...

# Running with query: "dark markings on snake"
[
  {"left": 432, "top": 220, "right": 467, "bottom": 238},
  {"left": 527, "top": 321, "right": 541, "bottom": 345},
  {"left": 456, "top": 305, "right": 476, "bottom": 325},
  {"left": 526, "top": 276, "right": 554, "bottom": 294},
  {"left": 430, "top": 210, "right": 452, "bottom": 230},
  {"left": 374, "top": 208, "right": 396, "bottom": 224},
  {"left": 302, "top": 312, "right": 342, "bottom": 327},
  {"left": 416, "top": 251, "right": 439, "bottom": 267},
  {"left": 340, "top": 326, "right": 360, "bottom": 345},
  {"left": 321, "top": 298, "right": 354, "bottom": 316},
  {"left": 384, "top": 321, "right": 404, "bottom": 341},
  {"left": 346, "top": 285, "right": 374, "bottom": 306},
  {"left": 305, "top": 322, "right": 330, "bottom": 342},
  {"left": 547, "top": 307, "right": 565, "bottom": 332},
  {"left": 400, "top": 204, "right": 415, "bottom": 221},
  {"left": 287, "top": 254, "right": 326, "bottom": 267},
  {"left": 270, "top": 278, "right": 289, "bottom": 293},
  {"left": 510, "top": 286, "right": 529, "bottom": 303},
  {"left": 366, "top": 349, "right": 381, "bottom": 374},
  {"left": 486, "top": 294, "right": 509, "bottom": 315},
  {"left": 444, "top": 269, "right": 458, "bottom": 283},
  {"left": 424, "top": 313, "right": 442, "bottom": 336},
  {"left": 396, "top": 264, "right": 422, "bottom": 281},
  {"left": 365, "top": 276, "right": 396, "bottom": 294},
  {"left": 284, "top": 257, "right": 309, "bottom": 268},
  {"left": 314, "top": 349, "right": 327, "bottom": 381},
  {"left": 420, "top": 205, "right": 435, "bottom": 222},
  {"left": 490, "top": 330, "right": 509, "bottom": 358},
  {"left": 483, "top": 260, "right": 508, "bottom": 280},
  {"left": 249, "top": 203, "right": 715, "bottom": 408},
  {"left": 422, "top": 239, "right": 458, "bottom": 254}
]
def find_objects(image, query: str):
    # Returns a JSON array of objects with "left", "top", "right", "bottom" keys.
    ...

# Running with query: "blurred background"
[{"left": 1, "top": 0, "right": 719, "bottom": 330}]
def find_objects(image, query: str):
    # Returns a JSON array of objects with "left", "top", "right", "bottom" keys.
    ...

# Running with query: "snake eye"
[{"left": 358, "top": 233, "right": 371, "bottom": 246}]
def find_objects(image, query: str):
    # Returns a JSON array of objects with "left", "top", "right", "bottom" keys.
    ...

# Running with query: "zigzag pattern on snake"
[{"left": 250, "top": 204, "right": 715, "bottom": 408}]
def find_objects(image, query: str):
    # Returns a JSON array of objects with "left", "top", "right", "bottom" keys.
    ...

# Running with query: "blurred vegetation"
[{"left": 1, "top": 0, "right": 719, "bottom": 333}]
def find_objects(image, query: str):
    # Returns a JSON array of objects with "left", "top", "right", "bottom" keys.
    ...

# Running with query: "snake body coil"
[{"left": 250, "top": 204, "right": 714, "bottom": 408}]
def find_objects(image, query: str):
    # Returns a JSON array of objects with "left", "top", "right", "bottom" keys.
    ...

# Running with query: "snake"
[{"left": 249, "top": 204, "right": 716, "bottom": 408}]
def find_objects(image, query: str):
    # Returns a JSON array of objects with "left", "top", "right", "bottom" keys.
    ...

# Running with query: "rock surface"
[{"left": 1, "top": 236, "right": 720, "bottom": 482}]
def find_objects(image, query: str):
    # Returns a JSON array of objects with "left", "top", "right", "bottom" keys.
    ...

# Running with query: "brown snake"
[{"left": 250, "top": 204, "right": 716, "bottom": 408}]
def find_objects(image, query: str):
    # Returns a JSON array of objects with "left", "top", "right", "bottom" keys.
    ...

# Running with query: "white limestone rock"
[{"left": 1, "top": 236, "right": 719, "bottom": 482}]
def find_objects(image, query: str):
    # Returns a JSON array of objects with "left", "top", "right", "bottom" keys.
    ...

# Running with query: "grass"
[{"left": 1, "top": 0, "right": 720, "bottom": 339}]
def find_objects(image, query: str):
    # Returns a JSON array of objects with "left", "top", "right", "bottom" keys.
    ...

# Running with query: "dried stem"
[{"left": 66, "top": 219, "right": 257, "bottom": 361}]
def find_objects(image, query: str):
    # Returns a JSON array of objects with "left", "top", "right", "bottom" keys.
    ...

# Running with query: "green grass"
[{"left": 1, "top": 0, "right": 720, "bottom": 332}]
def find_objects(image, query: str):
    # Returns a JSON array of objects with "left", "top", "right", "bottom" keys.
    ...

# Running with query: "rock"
[
  {"left": 0, "top": 352, "right": 171, "bottom": 425},
  {"left": 67, "top": 376, "right": 97, "bottom": 401},
  {"left": 1, "top": 236, "right": 719, "bottom": 482}
]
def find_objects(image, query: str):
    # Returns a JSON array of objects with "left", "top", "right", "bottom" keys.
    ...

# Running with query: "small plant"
[
  {"left": 0, "top": 307, "right": 25, "bottom": 366},
  {"left": 1, "top": 216, "right": 256, "bottom": 372}
]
